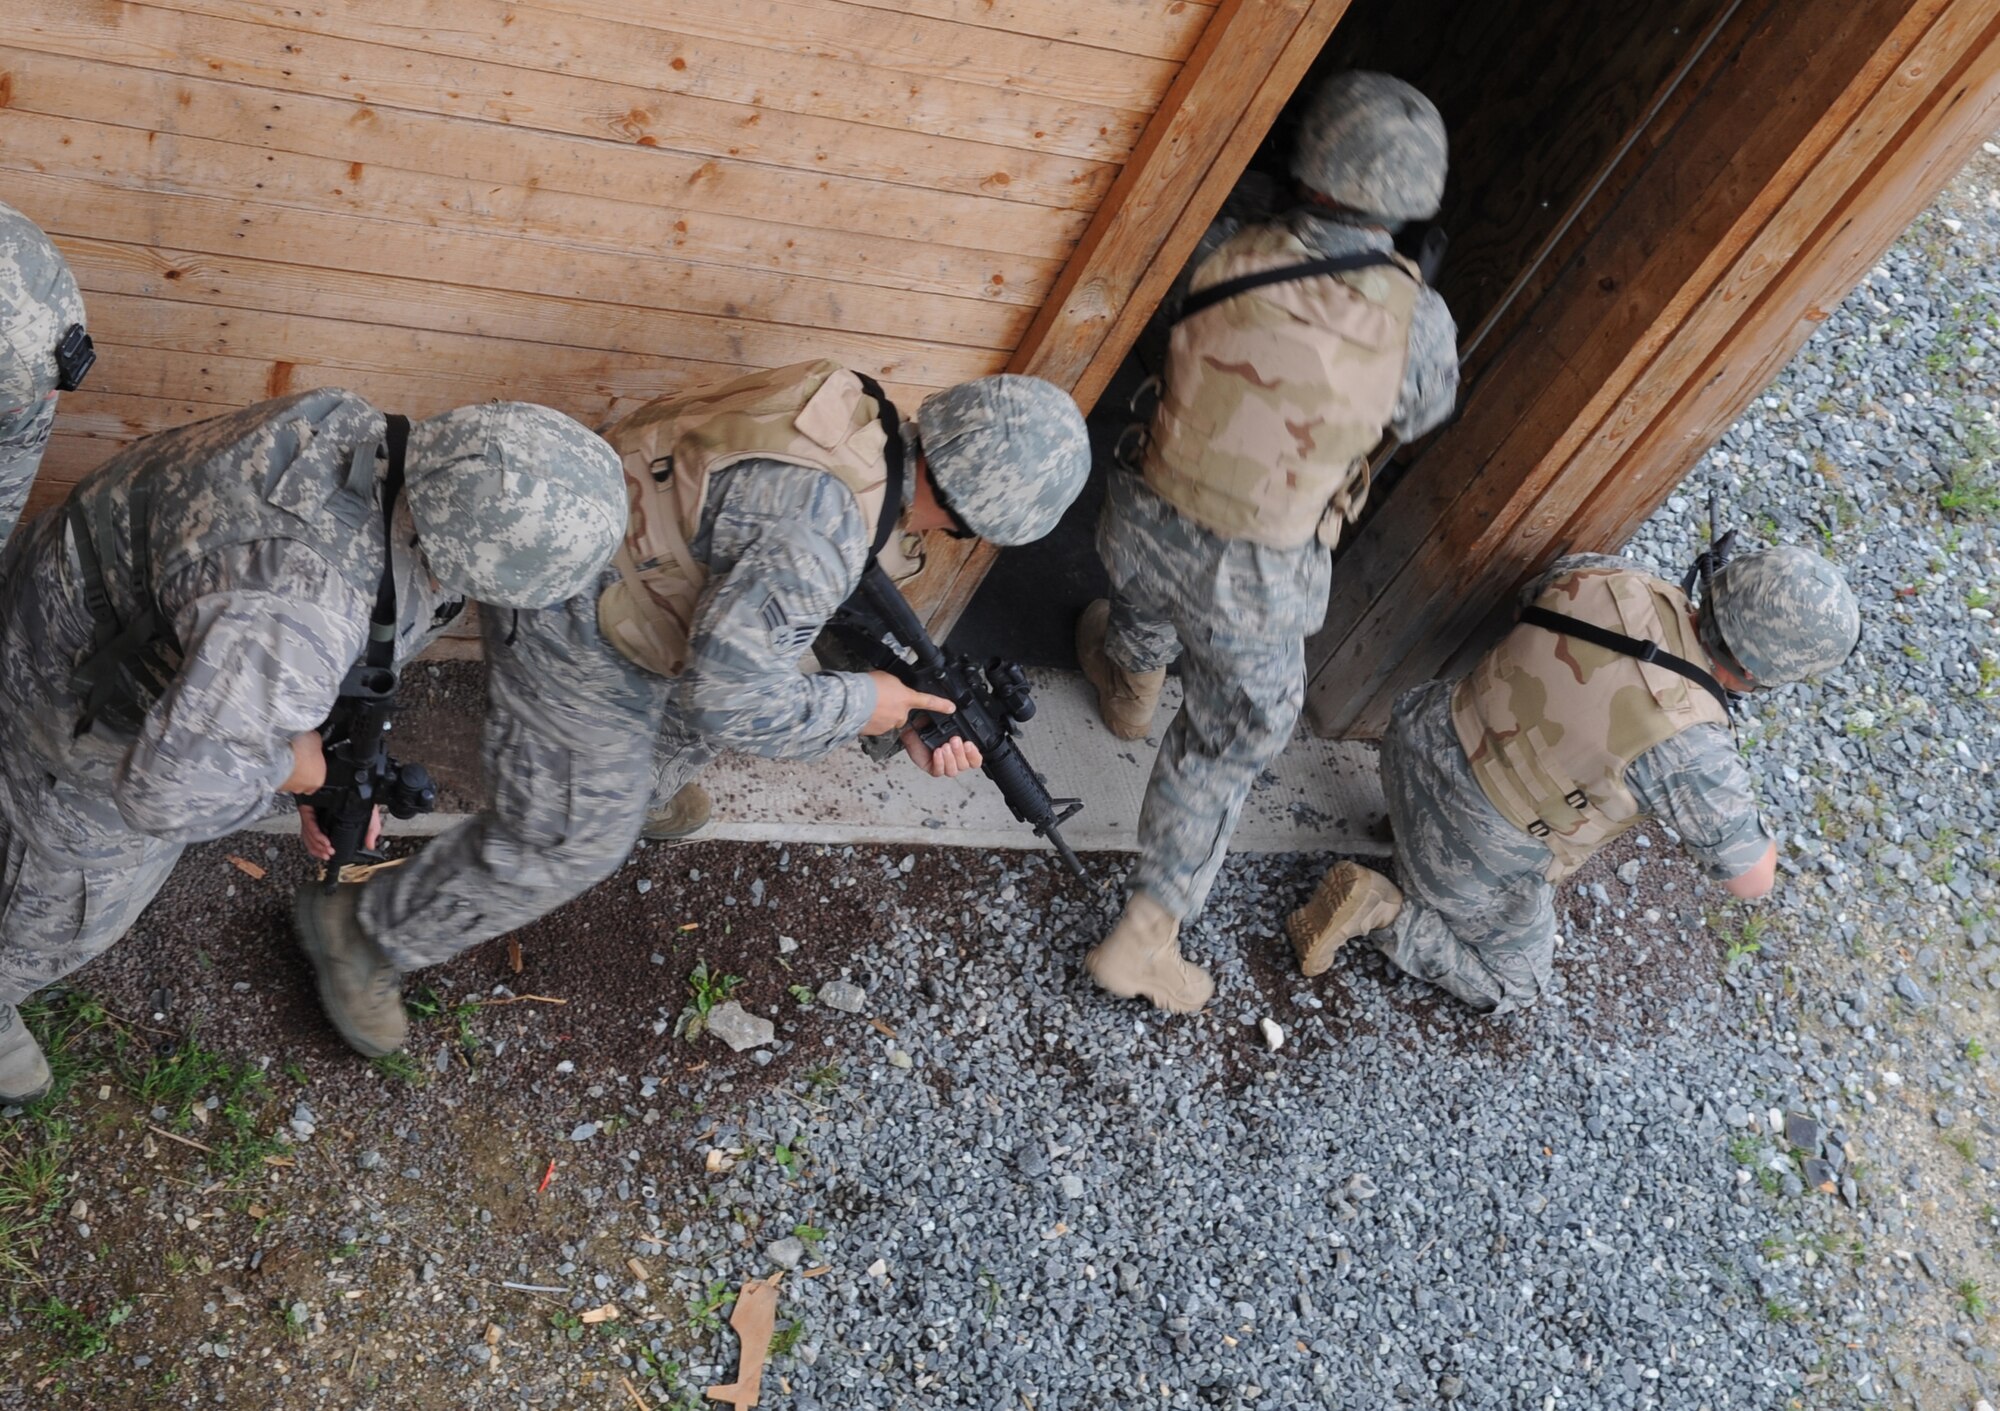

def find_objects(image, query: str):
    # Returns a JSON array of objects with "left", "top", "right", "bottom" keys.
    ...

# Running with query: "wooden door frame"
[{"left": 1304, "top": 0, "right": 2000, "bottom": 736}]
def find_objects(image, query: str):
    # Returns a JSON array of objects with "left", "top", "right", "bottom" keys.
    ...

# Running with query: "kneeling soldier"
[
  {"left": 1, "top": 200, "right": 92, "bottom": 550},
  {"left": 1287, "top": 545, "right": 1859, "bottom": 1013},
  {"left": 294, "top": 361, "right": 1089, "bottom": 1057},
  {"left": 0, "top": 391, "right": 625, "bottom": 1101}
]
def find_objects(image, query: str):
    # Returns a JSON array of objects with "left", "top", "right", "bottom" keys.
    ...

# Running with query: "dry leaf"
[
  {"left": 484, "top": 1323, "right": 502, "bottom": 1347},
  {"left": 246, "top": 1203, "right": 267, "bottom": 1220},
  {"left": 867, "top": 1017, "right": 898, "bottom": 1040},
  {"left": 704, "top": 1148, "right": 736, "bottom": 1174},
  {"left": 226, "top": 854, "right": 267, "bottom": 880},
  {"left": 626, "top": 1258, "right": 650, "bottom": 1282},
  {"left": 508, "top": 939, "right": 523, "bottom": 975}
]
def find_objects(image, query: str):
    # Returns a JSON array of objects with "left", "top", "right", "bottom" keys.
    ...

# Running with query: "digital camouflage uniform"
[
  {"left": 1368, "top": 554, "right": 1772, "bottom": 1013},
  {"left": 0, "top": 391, "right": 617, "bottom": 1021},
  {"left": 1100, "top": 208, "right": 1459, "bottom": 922},
  {"left": 359, "top": 375, "right": 1090, "bottom": 972},
  {"left": 0, "top": 201, "right": 87, "bottom": 550}
]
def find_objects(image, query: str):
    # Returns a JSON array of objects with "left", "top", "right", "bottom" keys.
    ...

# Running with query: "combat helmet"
[
  {"left": 1701, "top": 545, "right": 1860, "bottom": 686},
  {"left": 1290, "top": 72, "right": 1447, "bottom": 226},
  {"left": 915, "top": 375, "right": 1089, "bottom": 546},
  {"left": 0, "top": 201, "right": 89, "bottom": 430},
  {"left": 404, "top": 403, "right": 627, "bottom": 607}
]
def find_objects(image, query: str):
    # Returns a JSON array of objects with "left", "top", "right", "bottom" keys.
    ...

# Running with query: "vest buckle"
[
  {"left": 1564, "top": 788, "right": 1589, "bottom": 812},
  {"left": 1528, "top": 819, "right": 1552, "bottom": 838}
]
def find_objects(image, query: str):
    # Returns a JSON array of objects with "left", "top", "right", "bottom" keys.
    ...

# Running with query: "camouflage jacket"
[
  {"left": 0, "top": 395, "right": 457, "bottom": 842},
  {"left": 660, "top": 455, "right": 895, "bottom": 760}
]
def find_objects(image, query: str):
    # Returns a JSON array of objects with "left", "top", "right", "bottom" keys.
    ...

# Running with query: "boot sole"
[
  {"left": 0, "top": 1073, "right": 54, "bottom": 1106},
  {"left": 1288, "top": 864, "right": 1397, "bottom": 978},
  {"left": 294, "top": 888, "right": 407, "bottom": 1060}
]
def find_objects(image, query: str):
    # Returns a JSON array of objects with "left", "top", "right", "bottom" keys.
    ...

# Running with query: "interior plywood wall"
[{"left": 0, "top": 0, "right": 1216, "bottom": 525}]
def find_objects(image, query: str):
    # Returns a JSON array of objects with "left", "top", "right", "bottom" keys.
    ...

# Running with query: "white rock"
[
  {"left": 778, "top": 935, "right": 800, "bottom": 955},
  {"left": 704, "top": 1001, "right": 776, "bottom": 1052},
  {"left": 819, "top": 980, "right": 868, "bottom": 1014},
  {"left": 867, "top": 1258, "right": 888, "bottom": 1278},
  {"left": 1259, "top": 1018, "right": 1285, "bottom": 1052}
]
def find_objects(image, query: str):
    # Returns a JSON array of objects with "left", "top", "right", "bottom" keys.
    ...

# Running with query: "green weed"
[
  {"left": 33, "top": 1296, "right": 132, "bottom": 1367},
  {"left": 370, "top": 1052, "right": 427, "bottom": 1088},
  {"left": 687, "top": 1278, "right": 734, "bottom": 1332},
  {"left": 0, "top": 1119, "right": 70, "bottom": 1282},
  {"left": 1960, "top": 1278, "right": 1988, "bottom": 1320},
  {"left": 677, "top": 962, "right": 744, "bottom": 1041}
]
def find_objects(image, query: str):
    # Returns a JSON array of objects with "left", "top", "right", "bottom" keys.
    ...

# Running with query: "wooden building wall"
[{"left": 0, "top": 0, "right": 1219, "bottom": 525}]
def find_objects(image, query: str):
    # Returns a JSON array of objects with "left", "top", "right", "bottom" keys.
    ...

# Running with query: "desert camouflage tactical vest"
[
  {"left": 1451, "top": 566, "right": 1731, "bottom": 882},
  {"left": 596, "top": 360, "right": 905, "bottom": 678},
  {"left": 1142, "top": 222, "right": 1420, "bottom": 550},
  {"left": 64, "top": 390, "right": 394, "bottom": 734}
]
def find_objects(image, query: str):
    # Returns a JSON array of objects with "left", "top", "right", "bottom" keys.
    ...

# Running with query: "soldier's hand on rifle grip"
[
  {"left": 297, "top": 804, "right": 384, "bottom": 863},
  {"left": 899, "top": 726, "right": 982, "bottom": 779},
  {"left": 862, "top": 671, "right": 958, "bottom": 737},
  {"left": 282, "top": 730, "right": 330, "bottom": 795}
]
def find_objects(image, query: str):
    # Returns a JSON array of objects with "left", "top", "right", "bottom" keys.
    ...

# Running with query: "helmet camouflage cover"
[
  {"left": 1289, "top": 71, "right": 1447, "bottom": 225},
  {"left": 1704, "top": 545, "right": 1860, "bottom": 686},
  {"left": 916, "top": 374, "right": 1089, "bottom": 546},
  {"left": 404, "top": 402, "right": 627, "bottom": 607}
]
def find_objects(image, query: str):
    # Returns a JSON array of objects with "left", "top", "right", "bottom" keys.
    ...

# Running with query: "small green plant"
[
  {"left": 978, "top": 1268, "right": 1005, "bottom": 1317},
  {"left": 549, "top": 1309, "right": 584, "bottom": 1342},
  {"left": 370, "top": 1052, "right": 427, "bottom": 1088},
  {"left": 0, "top": 1119, "right": 70, "bottom": 1281},
  {"left": 793, "top": 1221, "right": 828, "bottom": 1247},
  {"left": 1755, "top": 1164, "right": 1783, "bottom": 1197},
  {"left": 1940, "top": 428, "right": 2000, "bottom": 520},
  {"left": 122, "top": 1033, "right": 277, "bottom": 1179},
  {"left": 677, "top": 962, "right": 744, "bottom": 1040},
  {"left": 769, "top": 1319, "right": 805, "bottom": 1358},
  {"left": 1960, "top": 1278, "right": 1988, "bottom": 1320},
  {"left": 1764, "top": 1298, "right": 1799, "bottom": 1323},
  {"left": 1718, "top": 910, "right": 1769, "bottom": 969},
  {"left": 34, "top": 1297, "right": 131, "bottom": 1367},
  {"left": 1946, "top": 1131, "right": 1978, "bottom": 1163},
  {"left": 787, "top": 984, "right": 815, "bottom": 1006},
  {"left": 1967, "top": 1038, "right": 1987, "bottom": 1062},
  {"left": 687, "top": 1279, "right": 734, "bottom": 1332},
  {"left": 1728, "top": 1135, "right": 1760, "bottom": 1168},
  {"left": 1968, "top": 587, "right": 1992, "bottom": 611},
  {"left": 282, "top": 1060, "right": 310, "bottom": 1087},
  {"left": 330, "top": 1240, "right": 361, "bottom": 1261},
  {"left": 803, "top": 1064, "right": 843, "bottom": 1095},
  {"left": 277, "top": 1301, "right": 308, "bottom": 1342},
  {"left": 772, "top": 1143, "right": 801, "bottom": 1179}
]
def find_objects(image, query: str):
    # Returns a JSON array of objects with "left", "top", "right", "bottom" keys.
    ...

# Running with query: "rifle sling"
[
  {"left": 849, "top": 371, "right": 904, "bottom": 564},
  {"left": 1173, "top": 250, "right": 1404, "bottom": 326},
  {"left": 1517, "top": 605, "right": 1733, "bottom": 718}
]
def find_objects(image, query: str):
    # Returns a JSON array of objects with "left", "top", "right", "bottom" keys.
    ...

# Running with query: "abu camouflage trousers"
[
  {"left": 359, "top": 578, "right": 711, "bottom": 971},
  {"left": 1371, "top": 681, "right": 1558, "bottom": 1014},
  {"left": 0, "top": 771, "right": 181, "bottom": 1008},
  {"left": 1097, "top": 470, "right": 1330, "bottom": 921}
]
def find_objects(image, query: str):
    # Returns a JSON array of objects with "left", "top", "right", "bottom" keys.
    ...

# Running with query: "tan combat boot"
[
  {"left": 0, "top": 1004, "right": 52, "bottom": 1106},
  {"left": 1085, "top": 893, "right": 1214, "bottom": 1014},
  {"left": 1287, "top": 861, "right": 1404, "bottom": 977},
  {"left": 641, "top": 782, "right": 713, "bottom": 841},
  {"left": 1075, "top": 600, "right": 1165, "bottom": 740},
  {"left": 294, "top": 885, "right": 409, "bottom": 1058}
]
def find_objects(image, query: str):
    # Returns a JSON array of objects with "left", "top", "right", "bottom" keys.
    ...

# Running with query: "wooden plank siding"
[
  {"left": 1305, "top": 0, "right": 2000, "bottom": 737},
  {"left": 0, "top": 0, "right": 1215, "bottom": 539}
]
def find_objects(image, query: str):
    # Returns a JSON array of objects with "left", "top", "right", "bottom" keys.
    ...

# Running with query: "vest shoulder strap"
[
  {"left": 1517, "top": 605, "right": 1734, "bottom": 718},
  {"left": 1173, "top": 250, "right": 1407, "bottom": 327}
]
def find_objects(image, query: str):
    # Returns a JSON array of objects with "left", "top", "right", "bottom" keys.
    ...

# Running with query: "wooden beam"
[
  {"left": 911, "top": 0, "right": 1356, "bottom": 633},
  {"left": 1306, "top": 0, "right": 1998, "bottom": 736}
]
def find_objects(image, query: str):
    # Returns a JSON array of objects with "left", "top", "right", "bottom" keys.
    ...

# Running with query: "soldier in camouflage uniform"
[
  {"left": 0, "top": 202, "right": 91, "bottom": 550},
  {"left": 0, "top": 390, "right": 624, "bottom": 1101},
  {"left": 1286, "top": 546, "right": 1860, "bottom": 1013},
  {"left": 1078, "top": 72, "right": 1460, "bottom": 1014},
  {"left": 295, "top": 361, "right": 1089, "bottom": 1058}
]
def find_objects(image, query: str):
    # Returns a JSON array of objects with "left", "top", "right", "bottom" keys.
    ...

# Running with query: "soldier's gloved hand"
[
  {"left": 899, "top": 726, "right": 982, "bottom": 779},
  {"left": 297, "top": 804, "right": 384, "bottom": 863},
  {"left": 863, "top": 671, "right": 958, "bottom": 737}
]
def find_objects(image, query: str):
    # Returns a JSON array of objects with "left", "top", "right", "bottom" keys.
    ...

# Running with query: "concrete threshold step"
[{"left": 253, "top": 669, "right": 1389, "bottom": 857}]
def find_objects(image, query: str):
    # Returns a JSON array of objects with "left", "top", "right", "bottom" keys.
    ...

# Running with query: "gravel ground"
[{"left": 5, "top": 147, "right": 2000, "bottom": 1411}]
